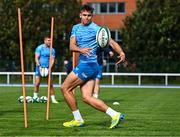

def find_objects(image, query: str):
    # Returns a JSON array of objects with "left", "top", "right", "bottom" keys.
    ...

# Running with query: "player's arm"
[
  {"left": 109, "top": 38, "right": 125, "bottom": 64},
  {"left": 35, "top": 53, "right": 41, "bottom": 68},
  {"left": 70, "top": 36, "right": 91, "bottom": 55},
  {"left": 50, "top": 49, "right": 55, "bottom": 69}
]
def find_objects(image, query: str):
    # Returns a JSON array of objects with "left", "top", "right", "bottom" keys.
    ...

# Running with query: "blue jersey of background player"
[
  {"left": 33, "top": 36, "right": 58, "bottom": 104},
  {"left": 35, "top": 41, "right": 55, "bottom": 76}
]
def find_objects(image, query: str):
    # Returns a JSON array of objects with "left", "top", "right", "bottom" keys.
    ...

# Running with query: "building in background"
[{"left": 82, "top": 0, "right": 136, "bottom": 43}]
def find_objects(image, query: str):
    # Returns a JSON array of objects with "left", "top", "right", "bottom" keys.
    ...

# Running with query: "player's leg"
[
  {"left": 81, "top": 79, "right": 108, "bottom": 112},
  {"left": 93, "top": 78, "right": 100, "bottom": 98},
  {"left": 61, "top": 71, "right": 85, "bottom": 127},
  {"left": 61, "top": 71, "right": 84, "bottom": 111},
  {"left": 34, "top": 76, "right": 40, "bottom": 98},
  {"left": 81, "top": 79, "right": 124, "bottom": 129},
  {"left": 33, "top": 65, "right": 41, "bottom": 98},
  {"left": 49, "top": 77, "right": 59, "bottom": 103},
  {"left": 93, "top": 64, "right": 103, "bottom": 98}
]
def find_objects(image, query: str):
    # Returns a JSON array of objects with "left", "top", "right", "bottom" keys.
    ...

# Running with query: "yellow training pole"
[
  {"left": 46, "top": 17, "right": 54, "bottom": 120},
  {"left": 18, "top": 8, "right": 28, "bottom": 128}
]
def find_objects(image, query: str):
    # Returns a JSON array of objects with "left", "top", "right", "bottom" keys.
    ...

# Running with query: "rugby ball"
[
  {"left": 32, "top": 96, "right": 40, "bottom": 103},
  {"left": 18, "top": 96, "right": 32, "bottom": 103},
  {"left": 26, "top": 96, "right": 33, "bottom": 103},
  {"left": 40, "top": 96, "right": 47, "bottom": 103},
  {"left": 96, "top": 27, "right": 111, "bottom": 48},
  {"left": 113, "top": 102, "right": 120, "bottom": 105},
  {"left": 18, "top": 96, "right": 24, "bottom": 103},
  {"left": 40, "top": 67, "right": 49, "bottom": 77}
]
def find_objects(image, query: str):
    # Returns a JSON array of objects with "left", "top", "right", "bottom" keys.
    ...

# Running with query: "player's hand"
[
  {"left": 109, "top": 51, "right": 114, "bottom": 58},
  {"left": 116, "top": 53, "right": 125, "bottom": 65},
  {"left": 80, "top": 48, "right": 91, "bottom": 56},
  {"left": 39, "top": 66, "right": 42, "bottom": 71}
]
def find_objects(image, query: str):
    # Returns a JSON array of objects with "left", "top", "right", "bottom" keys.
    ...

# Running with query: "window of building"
[
  {"left": 109, "top": 3, "right": 116, "bottom": 13},
  {"left": 118, "top": 3, "right": 125, "bottom": 13},
  {"left": 110, "top": 30, "right": 122, "bottom": 42},
  {"left": 110, "top": 31, "right": 116, "bottom": 40},
  {"left": 100, "top": 3, "right": 107, "bottom": 13},
  {"left": 88, "top": 2, "right": 125, "bottom": 14},
  {"left": 90, "top": 3, "right": 99, "bottom": 13}
]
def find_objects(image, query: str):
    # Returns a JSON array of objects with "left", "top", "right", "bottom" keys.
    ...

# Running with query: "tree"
[
  {"left": 0, "top": 0, "right": 81, "bottom": 71},
  {"left": 0, "top": 0, "right": 19, "bottom": 71},
  {"left": 121, "top": 0, "right": 180, "bottom": 72}
]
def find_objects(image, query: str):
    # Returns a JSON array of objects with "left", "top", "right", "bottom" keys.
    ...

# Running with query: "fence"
[{"left": 0, "top": 72, "right": 180, "bottom": 88}]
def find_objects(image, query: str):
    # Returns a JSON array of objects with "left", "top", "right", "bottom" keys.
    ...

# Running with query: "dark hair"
[
  {"left": 44, "top": 36, "right": 50, "bottom": 40},
  {"left": 81, "top": 4, "right": 94, "bottom": 13}
]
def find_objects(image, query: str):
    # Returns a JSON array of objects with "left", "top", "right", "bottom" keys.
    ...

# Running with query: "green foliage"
[
  {"left": 0, "top": 0, "right": 81, "bottom": 71},
  {"left": 121, "top": 0, "right": 180, "bottom": 72}
]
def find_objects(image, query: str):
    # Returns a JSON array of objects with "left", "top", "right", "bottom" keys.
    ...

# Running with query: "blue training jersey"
[
  {"left": 35, "top": 44, "right": 55, "bottom": 68},
  {"left": 71, "top": 22, "right": 100, "bottom": 63}
]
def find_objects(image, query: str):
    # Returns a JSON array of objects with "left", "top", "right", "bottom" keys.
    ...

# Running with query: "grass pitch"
[{"left": 0, "top": 87, "right": 180, "bottom": 136}]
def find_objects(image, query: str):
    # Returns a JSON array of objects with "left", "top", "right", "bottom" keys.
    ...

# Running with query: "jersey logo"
[{"left": 82, "top": 73, "right": 87, "bottom": 78}]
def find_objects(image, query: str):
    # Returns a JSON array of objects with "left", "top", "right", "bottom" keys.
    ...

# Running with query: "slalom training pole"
[
  {"left": 18, "top": 8, "right": 28, "bottom": 128},
  {"left": 46, "top": 17, "right": 54, "bottom": 120}
]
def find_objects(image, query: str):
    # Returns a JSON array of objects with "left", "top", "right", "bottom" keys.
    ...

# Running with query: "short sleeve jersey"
[
  {"left": 35, "top": 44, "right": 55, "bottom": 68},
  {"left": 71, "top": 22, "right": 100, "bottom": 63}
]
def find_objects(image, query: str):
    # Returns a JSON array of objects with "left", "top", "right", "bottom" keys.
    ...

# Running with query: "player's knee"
[
  {"left": 35, "top": 83, "right": 40, "bottom": 87},
  {"left": 82, "top": 96, "right": 91, "bottom": 104},
  {"left": 61, "top": 84, "right": 68, "bottom": 94},
  {"left": 61, "top": 84, "right": 74, "bottom": 96},
  {"left": 60, "top": 85, "right": 65, "bottom": 93}
]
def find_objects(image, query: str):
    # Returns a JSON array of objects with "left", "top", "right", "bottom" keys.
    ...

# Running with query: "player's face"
[
  {"left": 44, "top": 38, "right": 51, "bottom": 47},
  {"left": 80, "top": 10, "right": 93, "bottom": 25}
]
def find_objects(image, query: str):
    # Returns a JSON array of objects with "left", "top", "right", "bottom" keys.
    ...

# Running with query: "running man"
[{"left": 61, "top": 5, "right": 125, "bottom": 128}]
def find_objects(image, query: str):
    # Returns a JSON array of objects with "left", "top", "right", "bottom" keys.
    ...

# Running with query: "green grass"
[{"left": 0, "top": 87, "right": 180, "bottom": 136}]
